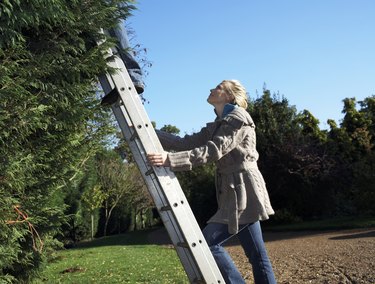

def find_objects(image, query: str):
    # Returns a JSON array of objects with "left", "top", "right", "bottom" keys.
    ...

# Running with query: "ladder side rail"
[
  {"left": 103, "top": 61, "right": 224, "bottom": 284},
  {"left": 112, "top": 104, "right": 203, "bottom": 280},
  {"left": 99, "top": 73, "right": 203, "bottom": 281},
  {"left": 100, "top": 49, "right": 224, "bottom": 283}
]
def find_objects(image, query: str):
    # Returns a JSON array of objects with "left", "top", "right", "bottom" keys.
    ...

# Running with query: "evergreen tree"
[
  {"left": 341, "top": 98, "right": 372, "bottom": 155},
  {"left": 360, "top": 95, "right": 375, "bottom": 144},
  {"left": 0, "top": 0, "right": 135, "bottom": 281},
  {"left": 326, "top": 96, "right": 375, "bottom": 215},
  {"left": 160, "top": 124, "right": 180, "bottom": 135},
  {"left": 297, "top": 110, "right": 327, "bottom": 143}
]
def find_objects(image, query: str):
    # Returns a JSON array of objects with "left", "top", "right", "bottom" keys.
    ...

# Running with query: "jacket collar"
[
  {"left": 218, "top": 105, "right": 255, "bottom": 128},
  {"left": 214, "top": 103, "right": 238, "bottom": 118}
]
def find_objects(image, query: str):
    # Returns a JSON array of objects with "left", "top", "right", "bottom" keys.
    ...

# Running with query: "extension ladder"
[{"left": 98, "top": 39, "right": 225, "bottom": 284}]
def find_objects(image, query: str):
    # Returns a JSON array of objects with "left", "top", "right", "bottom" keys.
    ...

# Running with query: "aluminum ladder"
[{"left": 98, "top": 42, "right": 225, "bottom": 284}]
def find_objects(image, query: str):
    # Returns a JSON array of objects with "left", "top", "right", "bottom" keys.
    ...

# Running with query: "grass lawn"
[
  {"left": 34, "top": 217, "right": 375, "bottom": 283},
  {"left": 35, "top": 230, "right": 189, "bottom": 284}
]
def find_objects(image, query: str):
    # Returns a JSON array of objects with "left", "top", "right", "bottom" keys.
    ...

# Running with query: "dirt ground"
[{"left": 149, "top": 227, "right": 375, "bottom": 284}]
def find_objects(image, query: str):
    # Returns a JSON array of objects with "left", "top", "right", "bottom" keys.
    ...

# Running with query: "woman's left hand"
[{"left": 146, "top": 151, "right": 170, "bottom": 167}]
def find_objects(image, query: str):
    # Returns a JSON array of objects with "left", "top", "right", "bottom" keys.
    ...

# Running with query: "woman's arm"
[
  {"left": 156, "top": 123, "right": 213, "bottom": 151},
  {"left": 149, "top": 117, "right": 247, "bottom": 171}
]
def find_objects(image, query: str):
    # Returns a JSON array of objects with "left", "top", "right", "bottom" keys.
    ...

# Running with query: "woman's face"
[{"left": 207, "top": 83, "right": 230, "bottom": 106}]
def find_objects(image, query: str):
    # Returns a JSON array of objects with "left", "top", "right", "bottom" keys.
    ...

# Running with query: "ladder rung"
[
  {"left": 100, "top": 88, "right": 119, "bottom": 106},
  {"left": 177, "top": 242, "right": 189, "bottom": 248},
  {"left": 160, "top": 205, "right": 172, "bottom": 211},
  {"left": 145, "top": 168, "right": 154, "bottom": 176},
  {"left": 192, "top": 279, "right": 206, "bottom": 284},
  {"left": 129, "top": 131, "right": 138, "bottom": 141}
]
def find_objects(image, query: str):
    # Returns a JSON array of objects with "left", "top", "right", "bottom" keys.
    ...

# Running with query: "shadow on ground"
[
  {"left": 70, "top": 226, "right": 375, "bottom": 250},
  {"left": 329, "top": 229, "right": 375, "bottom": 240},
  {"left": 147, "top": 227, "right": 375, "bottom": 247}
]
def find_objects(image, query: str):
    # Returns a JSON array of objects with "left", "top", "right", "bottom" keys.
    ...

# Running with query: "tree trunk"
[
  {"left": 129, "top": 207, "right": 136, "bottom": 231},
  {"left": 91, "top": 212, "right": 94, "bottom": 240},
  {"left": 104, "top": 205, "right": 115, "bottom": 236}
]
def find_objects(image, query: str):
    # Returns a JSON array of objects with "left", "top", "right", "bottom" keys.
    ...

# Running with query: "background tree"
[
  {"left": 355, "top": 96, "right": 375, "bottom": 214},
  {"left": 177, "top": 164, "right": 217, "bottom": 228},
  {"left": 82, "top": 184, "right": 105, "bottom": 239},
  {"left": 360, "top": 96, "right": 375, "bottom": 144},
  {"left": 160, "top": 124, "right": 180, "bottom": 135},
  {"left": 113, "top": 133, "right": 155, "bottom": 232},
  {"left": 96, "top": 151, "right": 131, "bottom": 236},
  {"left": 248, "top": 89, "right": 303, "bottom": 221},
  {"left": 81, "top": 157, "right": 106, "bottom": 240},
  {"left": 94, "top": 149, "right": 153, "bottom": 235},
  {"left": 249, "top": 89, "right": 337, "bottom": 222},
  {"left": 297, "top": 109, "right": 327, "bottom": 143},
  {"left": 155, "top": 124, "right": 217, "bottom": 228},
  {"left": 124, "top": 166, "right": 153, "bottom": 231},
  {"left": 325, "top": 96, "right": 375, "bottom": 215}
]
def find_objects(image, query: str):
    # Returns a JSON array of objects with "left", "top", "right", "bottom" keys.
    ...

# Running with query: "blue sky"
[{"left": 128, "top": 0, "right": 375, "bottom": 134}]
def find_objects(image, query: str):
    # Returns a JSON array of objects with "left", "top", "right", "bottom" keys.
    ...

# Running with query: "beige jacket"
[{"left": 157, "top": 107, "right": 274, "bottom": 234}]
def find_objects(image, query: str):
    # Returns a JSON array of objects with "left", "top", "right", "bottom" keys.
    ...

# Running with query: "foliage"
[
  {"left": 96, "top": 151, "right": 153, "bottom": 235},
  {"left": 328, "top": 96, "right": 375, "bottom": 215},
  {"left": 112, "top": 136, "right": 155, "bottom": 233},
  {"left": 177, "top": 164, "right": 217, "bottom": 228},
  {"left": 81, "top": 159, "right": 105, "bottom": 240},
  {"left": 158, "top": 123, "right": 217, "bottom": 227},
  {"left": 247, "top": 89, "right": 375, "bottom": 222},
  {"left": 160, "top": 124, "right": 180, "bottom": 135},
  {"left": 94, "top": 150, "right": 152, "bottom": 236},
  {"left": 0, "top": 0, "right": 135, "bottom": 281}
]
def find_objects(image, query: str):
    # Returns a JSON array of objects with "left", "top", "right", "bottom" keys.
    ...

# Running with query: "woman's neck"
[{"left": 214, "top": 104, "right": 226, "bottom": 118}]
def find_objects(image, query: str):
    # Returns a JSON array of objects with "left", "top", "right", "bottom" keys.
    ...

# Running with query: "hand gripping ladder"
[{"left": 98, "top": 44, "right": 225, "bottom": 284}]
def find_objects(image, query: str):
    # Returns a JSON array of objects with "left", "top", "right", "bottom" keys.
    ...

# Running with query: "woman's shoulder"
[{"left": 224, "top": 107, "right": 255, "bottom": 128}]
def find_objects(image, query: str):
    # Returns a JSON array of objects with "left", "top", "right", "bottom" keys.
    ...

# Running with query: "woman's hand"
[{"left": 146, "top": 151, "right": 170, "bottom": 167}]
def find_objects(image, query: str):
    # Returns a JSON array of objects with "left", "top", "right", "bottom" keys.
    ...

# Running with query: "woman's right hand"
[{"left": 146, "top": 151, "right": 170, "bottom": 167}]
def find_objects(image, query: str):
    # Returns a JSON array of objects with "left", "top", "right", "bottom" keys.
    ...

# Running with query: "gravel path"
[
  {"left": 231, "top": 228, "right": 374, "bottom": 283},
  {"left": 149, "top": 228, "right": 375, "bottom": 283}
]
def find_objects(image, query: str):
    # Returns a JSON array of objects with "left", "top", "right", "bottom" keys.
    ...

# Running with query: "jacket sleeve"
[
  {"left": 167, "top": 117, "right": 247, "bottom": 171},
  {"left": 156, "top": 124, "right": 212, "bottom": 151}
]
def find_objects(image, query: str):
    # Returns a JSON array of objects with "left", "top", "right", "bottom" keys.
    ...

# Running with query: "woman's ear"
[{"left": 227, "top": 94, "right": 235, "bottom": 104}]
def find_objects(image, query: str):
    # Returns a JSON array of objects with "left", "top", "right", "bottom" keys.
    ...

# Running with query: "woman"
[{"left": 147, "top": 80, "right": 277, "bottom": 284}]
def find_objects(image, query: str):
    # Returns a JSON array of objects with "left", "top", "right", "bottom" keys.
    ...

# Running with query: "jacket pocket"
[
  {"left": 235, "top": 182, "right": 247, "bottom": 212},
  {"left": 228, "top": 174, "right": 247, "bottom": 212}
]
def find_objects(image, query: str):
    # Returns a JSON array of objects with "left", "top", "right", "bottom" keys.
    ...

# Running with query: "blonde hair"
[{"left": 221, "top": 80, "right": 248, "bottom": 109}]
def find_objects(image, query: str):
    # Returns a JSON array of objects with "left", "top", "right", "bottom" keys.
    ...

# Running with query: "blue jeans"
[
  {"left": 109, "top": 21, "right": 144, "bottom": 90},
  {"left": 203, "top": 222, "right": 276, "bottom": 284}
]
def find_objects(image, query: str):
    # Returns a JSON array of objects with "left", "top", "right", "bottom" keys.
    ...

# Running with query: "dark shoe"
[{"left": 135, "top": 84, "right": 144, "bottom": 94}]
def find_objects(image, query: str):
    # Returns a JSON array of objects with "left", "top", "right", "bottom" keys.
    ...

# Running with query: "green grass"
[
  {"left": 35, "top": 230, "right": 189, "bottom": 284},
  {"left": 34, "top": 217, "right": 375, "bottom": 283},
  {"left": 264, "top": 216, "right": 375, "bottom": 231}
]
